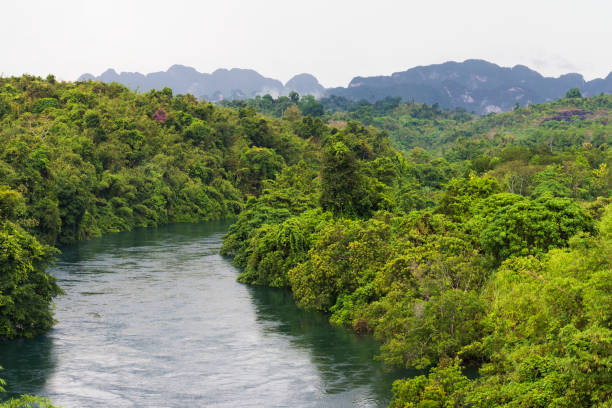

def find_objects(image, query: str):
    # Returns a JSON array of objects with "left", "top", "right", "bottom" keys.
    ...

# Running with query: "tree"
[
  {"left": 318, "top": 137, "right": 390, "bottom": 218},
  {"left": 298, "top": 95, "right": 324, "bottom": 117},
  {"left": 566, "top": 88, "right": 582, "bottom": 98},
  {"left": 469, "top": 207, "right": 612, "bottom": 406},
  {"left": 238, "top": 147, "right": 285, "bottom": 195},
  {"left": 480, "top": 195, "right": 593, "bottom": 263},
  {"left": 289, "top": 91, "right": 300, "bottom": 103},
  {"left": 288, "top": 218, "right": 391, "bottom": 312},
  {"left": 0, "top": 221, "right": 62, "bottom": 339},
  {"left": 183, "top": 119, "right": 214, "bottom": 147},
  {"left": 283, "top": 104, "right": 301, "bottom": 121},
  {"left": 294, "top": 116, "right": 325, "bottom": 139},
  {"left": 239, "top": 209, "right": 331, "bottom": 287},
  {"left": 436, "top": 175, "right": 501, "bottom": 220},
  {"left": 390, "top": 359, "right": 470, "bottom": 408},
  {"left": 32, "top": 98, "right": 59, "bottom": 113}
]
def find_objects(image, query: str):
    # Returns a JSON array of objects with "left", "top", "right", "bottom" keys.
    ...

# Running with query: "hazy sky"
[{"left": 3, "top": 0, "right": 612, "bottom": 87}]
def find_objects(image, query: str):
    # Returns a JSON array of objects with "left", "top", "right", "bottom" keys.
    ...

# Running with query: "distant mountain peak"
[
  {"left": 79, "top": 60, "right": 612, "bottom": 113},
  {"left": 285, "top": 73, "right": 325, "bottom": 97},
  {"left": 167, "top": 64, "right": 199, "bottom": 74},
  {"left": 101, "top": 68, "right": 118, "bottom": 76},
  {"left": 330, "top": 59, "right": 612, "bottom": 114},
  {"left": 79, "top": 66, "right": 325, "bottom": 101},
  {"left": 559, "top": 72, "right": 585, "bottom": 81},
  {"left": 286, "top": 73, "right": 318, "bottom": 84}
]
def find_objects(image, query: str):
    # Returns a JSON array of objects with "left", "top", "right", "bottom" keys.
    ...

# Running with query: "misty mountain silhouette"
[
  {"left": 80, "top": 60, "right": 612, "bottom": 114},
  {"left": 328, "top": 59, "right": 612, "bottom": 113},
  {"left": 79, "top": 65, "right": 323, "bottom": 101}
]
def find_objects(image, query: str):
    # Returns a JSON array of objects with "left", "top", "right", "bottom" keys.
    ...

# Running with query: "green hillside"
[
  {"left": 0, "top": 75, "right": 320, "bottom": 340},
  {"left": 223, "top": 93, "right": 612, "bottom": 407},
  {"left": 0, "top": 76, "right": 611, "bottom": 407}
]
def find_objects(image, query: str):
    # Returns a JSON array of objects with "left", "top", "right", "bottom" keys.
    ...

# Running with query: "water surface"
[{"left": 0, "top": 222, "right": 411, "bottom": 407}]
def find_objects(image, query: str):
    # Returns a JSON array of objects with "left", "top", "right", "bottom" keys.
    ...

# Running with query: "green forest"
[
  {"left": 1, "top": 76, "right": 611, "bottom": 407},
  {"left": 222, "top": 90, "right": 612, "bottom": 407}
]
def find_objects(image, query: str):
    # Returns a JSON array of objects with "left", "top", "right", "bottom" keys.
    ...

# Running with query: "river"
[{"left": 0, "top": 221, "right": 413, "bottom": 407}]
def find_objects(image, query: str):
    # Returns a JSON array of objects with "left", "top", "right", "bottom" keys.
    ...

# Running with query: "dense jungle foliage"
[
  {"left": 222, "top": 91, "right": 612, "bottom": 407},
  {"left": 0, "top": 74, "right": 320, "bottom": 341},
  {"left": 225, "top": 90, "right": 612, "bottom": 157},
  {"left": 0, "top": 75, "right": 323, "bottom": 404},
  {"left": 1, "top": 75, "right": 611, "bottom": 406}
]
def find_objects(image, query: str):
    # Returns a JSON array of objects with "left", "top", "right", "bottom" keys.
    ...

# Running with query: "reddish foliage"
[{"left": 153, "top": 108, "right": 168, "bottom": 123}]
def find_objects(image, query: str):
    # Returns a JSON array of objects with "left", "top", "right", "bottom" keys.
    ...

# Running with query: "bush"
[{"left": 32, "top": 98, "right": 59, "bottom": 113}]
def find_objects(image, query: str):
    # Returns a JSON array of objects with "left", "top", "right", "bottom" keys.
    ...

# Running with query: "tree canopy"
[{"left": 2, "top": 74, "right": 612, "bottom": 407}]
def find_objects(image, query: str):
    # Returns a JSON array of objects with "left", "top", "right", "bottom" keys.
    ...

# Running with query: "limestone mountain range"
[{"left": 80, "top": 59, "right": 612, "bottom": 114}]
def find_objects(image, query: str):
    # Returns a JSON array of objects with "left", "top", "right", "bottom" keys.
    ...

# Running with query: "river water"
[{"left": 0, "top": 222, "right": 412, "bottom": 407}]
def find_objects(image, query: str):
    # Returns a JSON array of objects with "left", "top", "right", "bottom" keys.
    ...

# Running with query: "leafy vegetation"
[
  {"left": 1, "top": 74, "right": 611, "bottom": 406},
  {"left": 222, "top": 92, "right": 612, "bottom": 407},
  {"left": 0, "top": 75, "right": 317, "bottom": 339}
]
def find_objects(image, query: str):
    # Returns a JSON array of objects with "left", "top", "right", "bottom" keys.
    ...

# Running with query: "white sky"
[{"left": 2, "top": 0, "right": 612, "bottom": 87}]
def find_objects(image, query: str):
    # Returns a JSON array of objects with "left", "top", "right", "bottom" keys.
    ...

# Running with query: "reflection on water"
[
  {"left": 248, "top": 287, "right": 416, "bottom": 401},
  {"left": 0, "top": 336, "right": 56, "bottom": 398},
  {"left": 0, "top": 221, "right": 412, "bottom": 407}
]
